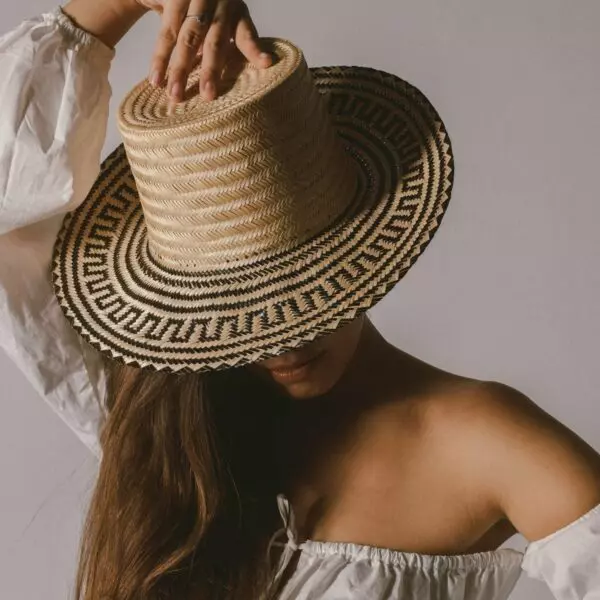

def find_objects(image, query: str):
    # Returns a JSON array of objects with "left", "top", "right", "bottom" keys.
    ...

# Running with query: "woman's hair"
[{"left": 75, "top": 357, "right": 292, "bottom": 600}]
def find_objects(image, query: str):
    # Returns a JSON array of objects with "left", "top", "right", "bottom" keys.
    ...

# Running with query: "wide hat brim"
[{"left": 52, "top": 64, "right": 454, "bottom": 373}]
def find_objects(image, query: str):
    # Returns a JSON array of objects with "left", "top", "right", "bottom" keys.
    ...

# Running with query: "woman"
[{"left": 1, "top": 1, "right": 599, "bottom": 599}]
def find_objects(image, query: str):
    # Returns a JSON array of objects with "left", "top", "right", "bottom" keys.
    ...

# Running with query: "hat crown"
[{"left": 117, "top": 38, "right": 358, "bottom": 271}]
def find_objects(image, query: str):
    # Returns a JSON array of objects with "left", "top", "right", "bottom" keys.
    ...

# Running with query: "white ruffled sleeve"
[
  {"left": 521, "top": 501, "right": 600, "bottom": 599},
  {"left": 0, "top": 7, "right": 115, "bottom": 458}
]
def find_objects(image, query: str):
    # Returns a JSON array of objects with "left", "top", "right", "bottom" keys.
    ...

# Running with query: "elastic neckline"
[
  {"left": 300, "top": 539, "right": 524, "bottom": 571},
  {"left": 275, "top": 494, "right": 524, "bottom": 572}
]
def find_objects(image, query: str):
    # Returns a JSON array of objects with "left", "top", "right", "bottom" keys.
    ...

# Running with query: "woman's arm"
[
  {"left": 62, "top": 0, "right": 149, "bottom": 48},
  {"left": 0, "top": 3, "right": 146, "bottom": 456},
  {"left": 0, "top": 6, "right": 122, "bottom": 456},
  {"left": 439, "top": 381, "right": 600, "bottom": 599},
  {"left": 464, "top": 382, "right": 600, "bottom": 542},
  {"left": 0, "top": 6, "right": 118, "bottom": 234}
]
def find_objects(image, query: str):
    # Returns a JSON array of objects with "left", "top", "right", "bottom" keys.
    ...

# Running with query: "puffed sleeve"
[
  {"left": 0, "top": 7, "right": 116, "bottom": 458},
  {"left": 521, "top": 501, "right": 600, "bottom": 599}
]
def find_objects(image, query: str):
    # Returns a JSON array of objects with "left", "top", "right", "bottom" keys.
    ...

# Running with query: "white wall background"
[{"left": 1, "top": 1, "right": 599, "bottom": 598}]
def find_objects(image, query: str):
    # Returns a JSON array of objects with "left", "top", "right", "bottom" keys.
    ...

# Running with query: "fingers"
[
  {"left": 148, "top": 0, "right": 191, "bottom": 87},
  {"left": 149, "top": 0, "right": 272, "bottom": 106},
  {"left": 198, "top": 0, "right": 238, "bottom": 101},
  {"left": 234, "top": 3, "right": 272, "bottom": 70},
  {"left": 168, "top": 0, "right": 216, "bottom": 103}
]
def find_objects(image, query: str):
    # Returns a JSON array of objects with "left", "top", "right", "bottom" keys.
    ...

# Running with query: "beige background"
[{"left": 1, "top": 1, "right": 599, "bottom": 598}]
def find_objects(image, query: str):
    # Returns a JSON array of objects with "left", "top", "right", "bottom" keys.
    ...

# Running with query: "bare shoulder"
[{"left": 422, "top": 379, "right": 600, "bottom": 542}]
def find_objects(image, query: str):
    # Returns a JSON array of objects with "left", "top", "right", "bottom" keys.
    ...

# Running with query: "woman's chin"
[{"left": 275, "top": 377, "right": 334, "bottom": 400}]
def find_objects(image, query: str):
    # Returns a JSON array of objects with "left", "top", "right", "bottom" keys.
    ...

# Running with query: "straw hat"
[{"left": 52, "top": 38, "right": 454, "bottom": 373}]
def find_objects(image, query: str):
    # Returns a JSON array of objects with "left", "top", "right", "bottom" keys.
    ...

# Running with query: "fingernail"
[
  {"left": 171, "top": 82, "right": 182, "bottom": 99},
  {"left": 260, "top": 52, "right": 271, "bottom": 61},
  {"left": 149, "top": 70, "right": 160, "bottom": 86},
  {"left": 204, "top": 81, "right": 215, "bottom": 96}
]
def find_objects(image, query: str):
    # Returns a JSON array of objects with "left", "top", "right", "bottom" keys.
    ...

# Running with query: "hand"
[{"left": 136, "top": 0, "right": 272, "bottom": 104}]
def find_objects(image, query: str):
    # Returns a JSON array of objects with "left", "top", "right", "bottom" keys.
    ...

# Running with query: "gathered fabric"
[
  {"left": 265, "top": 494, "right": 600, "bottom": 600},
  {"left": 267, "top": 494, "right": 524, "bottom": 599}
]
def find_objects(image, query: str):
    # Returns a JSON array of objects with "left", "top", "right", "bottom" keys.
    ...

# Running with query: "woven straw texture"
[{"left": 52, "top": 38, "right": 454, "bottom": 373}]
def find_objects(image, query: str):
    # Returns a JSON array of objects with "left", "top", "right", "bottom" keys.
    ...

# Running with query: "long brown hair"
[{"left": 75, "top": 357, "right": 292, "bottom": 599}]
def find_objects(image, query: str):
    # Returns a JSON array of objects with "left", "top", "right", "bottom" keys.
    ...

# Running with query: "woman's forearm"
[{"left": 62, "top": 0, "right": 149, "bottom": 48}]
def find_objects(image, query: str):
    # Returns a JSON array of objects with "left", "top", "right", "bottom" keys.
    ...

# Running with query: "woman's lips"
[{"left": 269, "top": 352, "right": 324, "bottom": 382}]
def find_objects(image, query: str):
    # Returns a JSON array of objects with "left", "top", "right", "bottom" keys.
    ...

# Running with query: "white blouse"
[
  {"left": 269, "top": 494, "right": 525, "bottom": 599},
  {"left": 267, "top": 495, "right": 600, "bottom": 600},
  {"left": 272, "top": 494, "right": 600, "bottom": 600},
  {"left": 0, "top": 8, "right": 599, "bottom": 599}
]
